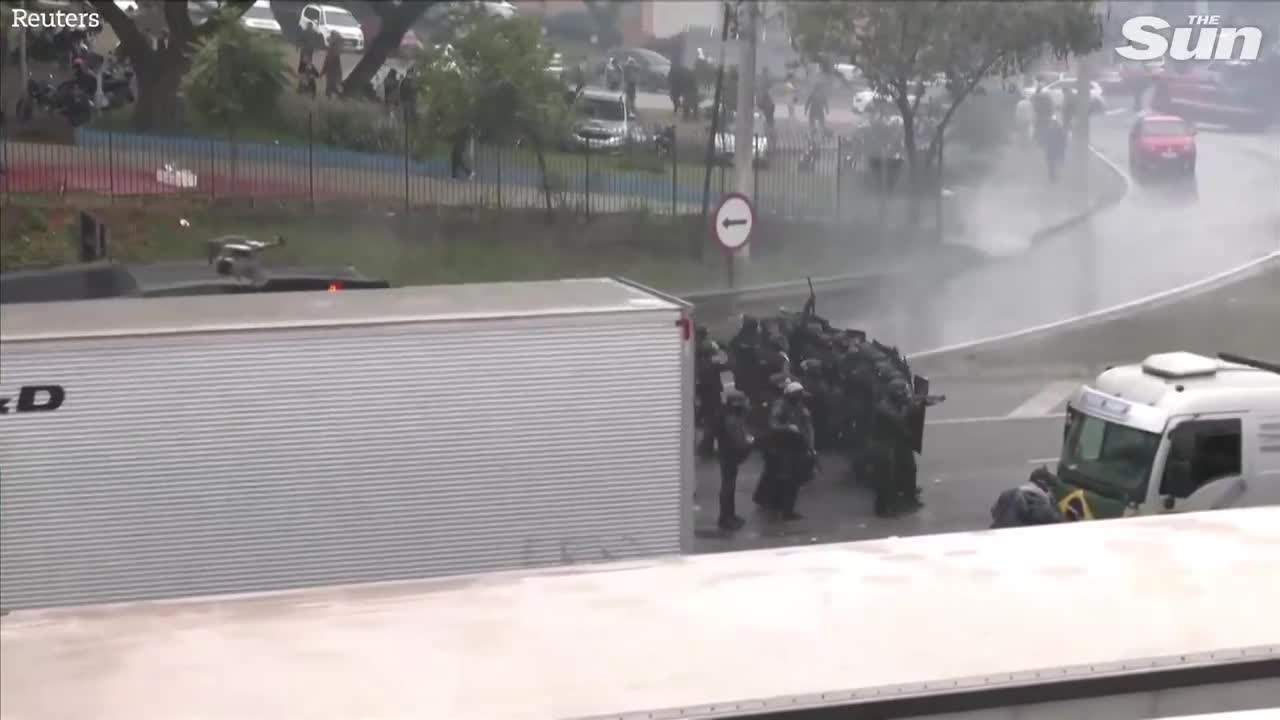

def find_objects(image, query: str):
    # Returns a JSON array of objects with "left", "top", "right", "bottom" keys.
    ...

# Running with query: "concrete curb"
[
  {"left": 911, "top": 251, "right": 1280, "bottom": 365},
  {"left": 682, "top": 144, "right": 1132, "bottom": 311}
]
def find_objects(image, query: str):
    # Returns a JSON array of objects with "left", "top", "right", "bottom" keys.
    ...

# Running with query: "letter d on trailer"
[{"left": 0, "top": 279, "right": 696, "bottom": 610}]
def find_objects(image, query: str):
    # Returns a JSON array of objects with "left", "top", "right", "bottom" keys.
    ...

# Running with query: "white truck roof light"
[{"left": 1142, "top": 351, "right": 1220, "bottom": 379}]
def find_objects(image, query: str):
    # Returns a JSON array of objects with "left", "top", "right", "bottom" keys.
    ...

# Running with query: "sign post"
[{"left": 711, "top": 192, "right": 755, "bottom": 289}]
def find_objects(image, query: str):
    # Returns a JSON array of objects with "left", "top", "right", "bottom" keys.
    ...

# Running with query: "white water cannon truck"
[{"left": 1044, "top": 351, "right": 1280, "bottom": 520}]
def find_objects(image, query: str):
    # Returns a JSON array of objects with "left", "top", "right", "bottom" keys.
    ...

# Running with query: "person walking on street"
[
  {"left": 716, "top": 390, "right": 754, "bottom": 531},
  {"left": 1043, "top": 115, "right": 1067, "bottom": 183},
  {"left": 805, "top": 86, "right": 828, "bottom": 133},
  {"left": 298, "top": 22, "right": 322, "bottom": 74},
  {"left": 623, "top": 57, "right": 639, "bottom": 112},
  {"left": 605, "top": 57, "right": 622, "bottom": 91},
  {"left": 322, "top": 32, "right": 343, "bottom": 98},
  {"left": 757, "top": 77, "right": 776, "bottom": 135}
]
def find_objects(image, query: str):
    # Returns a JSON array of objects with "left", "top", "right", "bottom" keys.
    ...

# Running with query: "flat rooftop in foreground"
[
  {"left": 0, "top": 277, "right": 683, "bottom": 342},
  {"left": 2, "top": 509, "right": 1278, "bottom": 720}
]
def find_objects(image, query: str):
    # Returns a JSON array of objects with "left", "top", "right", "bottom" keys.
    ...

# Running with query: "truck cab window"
[{"left": 1161, "top": 419, "right": 1242, "bottom": 498}]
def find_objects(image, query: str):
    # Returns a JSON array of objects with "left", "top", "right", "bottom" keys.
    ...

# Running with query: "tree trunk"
[
  {"left": 132, "top": 60, "right": 186, "bottom": 133},
  {"left": 342, "top": 6, "right": 426, "bottom": 100}
]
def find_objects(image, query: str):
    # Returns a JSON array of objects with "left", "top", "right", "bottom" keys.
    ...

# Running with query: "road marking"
[
  {"left": 1007, "top": 381, "right": 1079, "bottom": 418},
  {"left": 926, "top": 414, "right": 1060, "bottom": 426},
  {"left": 1028, "top": 457, "right": 1059, "bottom": 465},
  {"left": 911, "top": 251, "right": 1279, "bottom": 360},
  {"left": 1104, "top": 108, "right": 1128, "bottom": 116}
]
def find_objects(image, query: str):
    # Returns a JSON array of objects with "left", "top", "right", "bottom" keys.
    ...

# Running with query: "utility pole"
[{"left": 733, "top": 0, "right": 757, "bottom": 262}]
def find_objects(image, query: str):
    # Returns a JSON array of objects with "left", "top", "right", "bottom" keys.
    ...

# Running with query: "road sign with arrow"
[{"left": 711, "top": 192, "right": 755, "bottom": 251}]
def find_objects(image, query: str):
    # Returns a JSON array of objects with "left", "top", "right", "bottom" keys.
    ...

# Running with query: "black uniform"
[
  {"left": 715, "top": 394, "right": 753, "bottom": 530},
  {"left": 695, "top": 330, "right": 727, "bottom": 456},
  {"left": 757, "top": 393, "right": 814, "bottom": 520}
]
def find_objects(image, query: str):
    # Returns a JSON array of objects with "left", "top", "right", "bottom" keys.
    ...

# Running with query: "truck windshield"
[{"left": 1060, "top": 408, "right": 1160, "bottom": 500}]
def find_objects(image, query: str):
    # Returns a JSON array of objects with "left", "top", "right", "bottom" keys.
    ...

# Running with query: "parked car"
[
  {"left": 1129, "top": 114, "right": 1196, "bottom": 178},
  {"left": 240, "top": 1, "right": 282, "bottom": 36},
  {"left": 564, "top": 87, "right": 644, "bottom": 153},
  {"left": 298, "top": 4, "right": 364, "bottom": 52}
]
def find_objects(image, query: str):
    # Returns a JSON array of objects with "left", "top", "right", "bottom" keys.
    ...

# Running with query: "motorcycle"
[
  {"left": 797, "top": 138, "right": 821, "bottom": 173},
  {"left": 653, "top": 125, "right": 676, "bottom": 157}
]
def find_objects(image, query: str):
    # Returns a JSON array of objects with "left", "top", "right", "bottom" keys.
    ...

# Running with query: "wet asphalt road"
[
  {"left": 826, "top": 109, "right": 1280, "bottom": 355},
  {"left": 691, "top": 259, "right": 1280, "bottom": 552}
]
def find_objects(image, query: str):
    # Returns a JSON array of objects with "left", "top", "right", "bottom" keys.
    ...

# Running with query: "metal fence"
[{"left": 1, "top": 114, "right": 905, "bottom": 225}]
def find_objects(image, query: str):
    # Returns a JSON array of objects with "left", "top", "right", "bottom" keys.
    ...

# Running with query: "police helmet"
[{"left": 783, "top": 381, "right": 805, "bottom": 397}]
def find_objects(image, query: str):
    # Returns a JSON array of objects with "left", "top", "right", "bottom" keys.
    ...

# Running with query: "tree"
[
  {"left": 183, "top": 12, "right": 288, "bottom": 186},
  {"left": 183, "top": 11, "right": 288, "bottom": 131},
  {"left": 340, "top": 2, "right": 433, "bottom": 100},
  {"left": 412, "top": 13, "right": 567, "bottom": 214},
  {"left": 89, "top": 0, "right": 255, "bottom": 132},
  {"left": 788, "top": 1, "right": 1102, "bottom": 187}
]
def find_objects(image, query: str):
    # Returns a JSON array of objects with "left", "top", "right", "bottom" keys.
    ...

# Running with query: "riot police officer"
[
  {"left": 765, "top": 381, "right": 815, "bottom": 521},
  {"left": 729, "top": 315, "right": 764, "bottom": 401},
  {"left": 715, "top": 390, "right": 754, "bottom": 531},
  {"left": 695, "top": 327, "right": 728, "bottom": 457}
]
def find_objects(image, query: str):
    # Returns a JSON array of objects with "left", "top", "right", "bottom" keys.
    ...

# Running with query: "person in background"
[
  {"left": 715, "top": 390, "right": 753, "bottom": 532},
  {"left": 783, "top": 73, "right": 797, "bottom": 121},
  {"left": 399, "top": 68, "right": 418, "bottom": 124},
  {"left": 1043, "top": 114, "right": 1067, "bottom": 183},
  {"left": 605, "top": 57, "right": 622, "bottom": 91},
  {"left": 383, "top": 69, "right": 401, "bottom": 110},
  {"left": 695, "top": 326, "right": 729, "bottom": 458},
  {"left": 298, "top": 22, "right": 321, "bottom": 74},
  {"left": 297, "top": 60, "right": 319, "bottom": 97},
  {"left": 322, "top": 32, "right": 343, "bottom": 98},
  {"left": 623, "top": 57, "right": 639, "bottom": 112},
  {"left": 805, "top": 85, "right": 828, "bottom": 133},
  {"left": 757, "top": 69, "right": 776, "bottom": 135}
]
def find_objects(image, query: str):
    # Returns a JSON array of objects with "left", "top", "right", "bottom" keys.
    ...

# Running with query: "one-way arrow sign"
[{"left": 712, "top": 193, "right": 755, "bottom": 251}]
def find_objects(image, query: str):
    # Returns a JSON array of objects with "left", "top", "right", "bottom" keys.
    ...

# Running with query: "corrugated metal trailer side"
[{"left": 0, "top": 279, "right": 694, "bottom": 610}]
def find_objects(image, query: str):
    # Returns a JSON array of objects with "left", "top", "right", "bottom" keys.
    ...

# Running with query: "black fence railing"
[{"left": 1, "top": 114, "right": 911, "bottom": 225}]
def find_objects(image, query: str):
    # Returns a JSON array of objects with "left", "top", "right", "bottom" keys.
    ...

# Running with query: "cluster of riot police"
[{"left": 695, "top": 294, "right": 945, "bottom": 531}]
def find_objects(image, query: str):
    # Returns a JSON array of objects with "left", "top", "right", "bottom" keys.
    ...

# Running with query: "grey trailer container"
[{"left": 0, "top": 278, "right": 695, "bottom": 610}]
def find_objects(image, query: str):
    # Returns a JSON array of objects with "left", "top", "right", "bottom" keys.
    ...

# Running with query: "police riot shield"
[{"left": 909, "top": 374, "right": 929, "bottom": 453}]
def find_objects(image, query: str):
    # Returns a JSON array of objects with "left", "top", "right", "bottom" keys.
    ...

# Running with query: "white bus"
[{"left": 2, "top": 508, "right": 1278, "bottom": 719}]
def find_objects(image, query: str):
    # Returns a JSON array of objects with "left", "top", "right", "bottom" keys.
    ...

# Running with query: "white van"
[
  {"left": 298, "top": 4, "right": 364, "bottom": 52},
  {"left": 1049, "top": 352, "right": 1280, "bottom": 519}
]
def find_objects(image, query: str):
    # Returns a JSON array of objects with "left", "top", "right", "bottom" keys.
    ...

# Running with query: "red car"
[{"left": 1128, "top": 114, "right": 1196, "bottom": 178}]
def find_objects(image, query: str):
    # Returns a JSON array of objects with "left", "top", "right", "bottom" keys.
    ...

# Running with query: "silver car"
[{"left": 565, "top": 88, "right": 645, "bottom": 153}]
